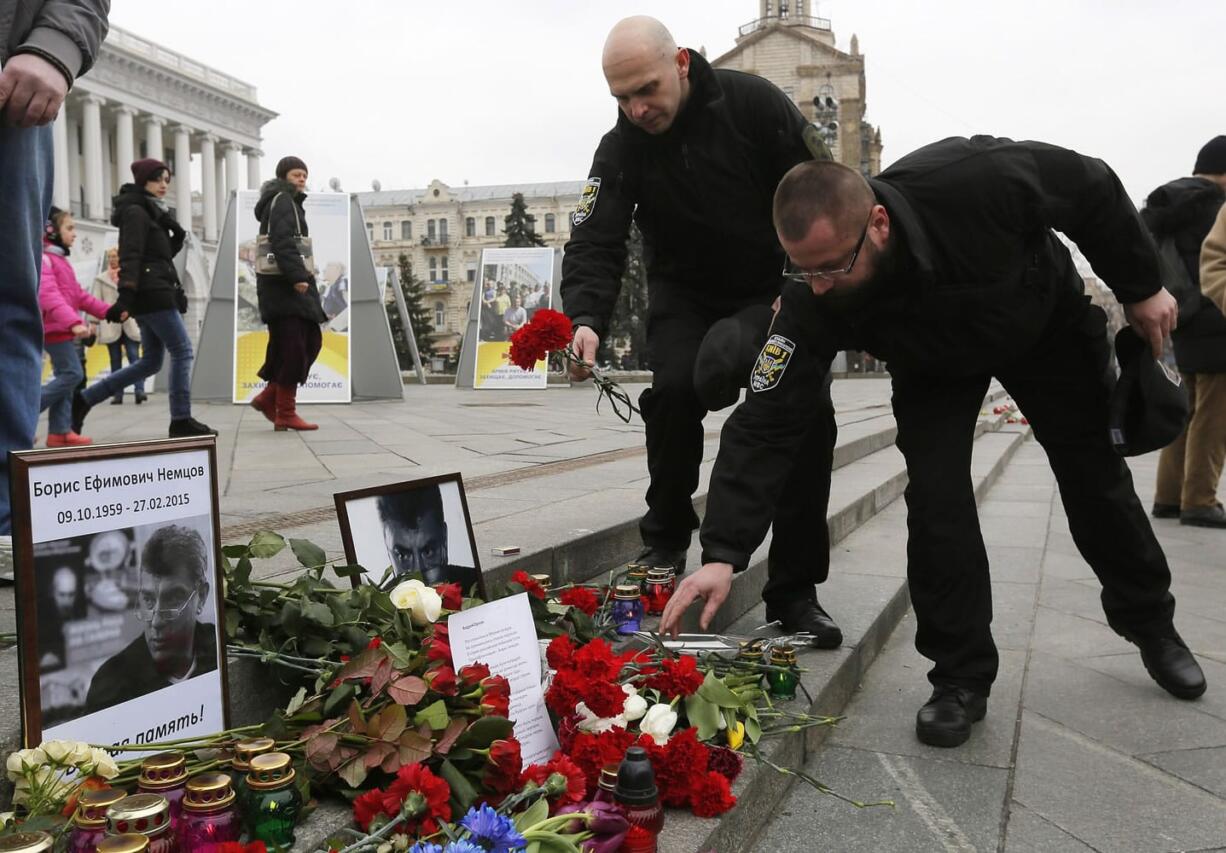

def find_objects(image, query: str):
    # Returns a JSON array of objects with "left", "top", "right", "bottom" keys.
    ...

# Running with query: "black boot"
[
  {"left": 169, "top": 417, "right": 218, "bottom": 438},
  {"left": 1133, "top": 634, "right": 1206, "bottom": 699},
  {"left": 135, "top": 391, "right": 148, "bottom": 404},
  {"left": 71, "top": 390, "right": 93, "bottom": 434},
  {"left": 765, "top": 598, "right": 843, "bottom": 649},
  {"left": 915, "top": 685, "right": 987, "bottom": 748}
]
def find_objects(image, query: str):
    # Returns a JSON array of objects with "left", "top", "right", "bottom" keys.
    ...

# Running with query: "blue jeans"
[
  {"left": 107, "top": 337, "right": 145, "bottom": 398},
  {"left": 0, "top": 123, "right": 53, "bottom": 534},
  {"left": 40, "top": 340, "right": 85, "bottom": 434},
  {"left": 83, "top": 309, "right": 193, "bottom": 420}
]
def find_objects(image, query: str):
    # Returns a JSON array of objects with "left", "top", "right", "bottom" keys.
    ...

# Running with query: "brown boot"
[
  {"left": 250, "top": 384, "right": 277, "bottom": 424},
  {"left": 274, "top": 383, "right": 318, "bottom": 431}
]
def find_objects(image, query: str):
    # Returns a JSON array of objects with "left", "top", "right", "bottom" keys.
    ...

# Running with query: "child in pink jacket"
[{"left": 39, "top": 208, "right": 125, "bottom": 447}]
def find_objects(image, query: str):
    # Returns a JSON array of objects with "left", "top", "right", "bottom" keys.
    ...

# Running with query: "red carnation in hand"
[
  {"left": 480, "top": 674, "right": 512, "bottom": 717},
  {"left": 508, "top": 309, "right": 573, "bottom": 371},
  {"left": 511, "top": 570, "right": 547, "bottom": 600},
  {"left": 645, "top": 655, "right": 705, "bottom": 698},
  {"left": 426, "top": 664, "right": 458, "bottom": 696},
  {"left": 381, "top": 763, "right": 452, "bottom": 836},
  {"left": 559, "top": 586, "right": 600, "bottom": 616},
  {"left": 459, "top": 662, "right": 490, "bottom": 688},
  {"left": 690, "top": 770, "right": 737, "bottom": 817},
  {"left": 435, "top": 582, "right": 463, "bottom": 611}
]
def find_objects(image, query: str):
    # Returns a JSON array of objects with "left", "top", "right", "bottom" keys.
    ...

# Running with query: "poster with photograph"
[
  {"left": 233, "top": 189, "right": 351, "bottom": 404},
  {"left": 473, "top": 247, "right": 555, "bottom": 389},
  {"left": 10, "top": 439, "right": 228, "bottom": 753},
  {"left": 334, "top": 474, "right": 484, "bottom": 597}
]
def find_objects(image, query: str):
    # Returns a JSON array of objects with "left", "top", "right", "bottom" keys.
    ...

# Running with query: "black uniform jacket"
[
  {"left": 111, "top": 184, "right": 185, "bottom": 316},
  {"left": 560, "top": 50, "right": 813, "bottom": 339},
  {"left": 254, "top": 179, "right": 327, "bottom": 325},
  {"left": 699, "top": 136, "right": 1164, "bottom": 571},
  {"left": 85, "top": 622, "right": 218, "bottom": 713}
]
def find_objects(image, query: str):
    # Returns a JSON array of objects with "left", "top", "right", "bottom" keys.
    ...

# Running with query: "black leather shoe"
[
  {"left": 110, "top": 397, "right": 123, "bottom": 405},
  {"left": 71, "top": 390, "right": 92, "bottom": 434},
  {"left": 916, "top": 685, "right": 987, "bottom": 748},
  {"left": 765, "top": 598, "right": 843, "bottom": 649},
  {"left": 630, "top": 546, "right": 687, "bottom": 575},
  {"left": 135, "top": 392, "right": 147, "bottom": 404},
  {"left": 1151, "top": 502, "right": 1180, "bottom": 519},
  {"left": 1135, "top": 635, "right": 1207, "bottom": 699},
  {"left": 1180, "top": 504, "right": 1226, "bottom": 529},
  {"left": 169, "top": 417, "right": 218, "bottom": 438}
]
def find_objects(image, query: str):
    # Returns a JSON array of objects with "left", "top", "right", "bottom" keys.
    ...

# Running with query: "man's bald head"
[{"left": 600, "top": 17, "right": 691, "bottom": 135}]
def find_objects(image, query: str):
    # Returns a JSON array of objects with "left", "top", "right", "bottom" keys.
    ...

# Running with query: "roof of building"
[{"left": 357, "top": 181, "right": 586, "bottom": 208}]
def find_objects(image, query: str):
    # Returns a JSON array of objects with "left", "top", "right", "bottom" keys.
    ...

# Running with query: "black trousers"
[
  {"left": 891, "top": 301, "right": 1176, "bottom": 695},
  {"left": 640, "top": 282, "right": 835, "bottom": 605},
  {"left": 259, "top": 316, "right": 322, "bottom": 387}
]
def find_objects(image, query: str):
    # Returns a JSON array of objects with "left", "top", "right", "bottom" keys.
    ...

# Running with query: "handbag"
[{"left": 255, "top": 193, "right": 314, "bottom": 276}]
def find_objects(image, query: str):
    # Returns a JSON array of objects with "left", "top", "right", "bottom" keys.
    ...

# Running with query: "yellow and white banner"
[{"left": 473, "top": 247, "right": 555, "bottom": 389}]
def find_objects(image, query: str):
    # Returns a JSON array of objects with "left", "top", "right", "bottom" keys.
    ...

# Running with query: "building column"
[
  {"left": 214, "top": 149, "right": 226, "bottom": 231},
  {"left": 246, "top": 148, "right": 262, "bottom": 189},
  {"left": 223, "top": 141, "right": 242, "bottom": 200},
  {"left": 81, "top": 94, "right": 105, "bottom": 221},
  {"left": 200, "top": 133, "right": 218, "bottom": 242},
  {"left": 172, "top": 125, "right": 194, "bottom": 232},
  {"left": 114, "top": 105, "right": 136, "bottom": 177},
  {"left": 52, "top": 108, "right": 71, "bottom": 209},
  {"left": 66, "top": 114, "right": 81, "bottom": 214},
  {"left": 144, "top": 115, "right": 165, "bottom": 162}
]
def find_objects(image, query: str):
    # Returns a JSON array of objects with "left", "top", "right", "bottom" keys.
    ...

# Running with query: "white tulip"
[
  {"left": 575, "top": 702, "right": 627, "bottom": 734},
  {"left": 622, "top": 692, "right": 648, "bottom": 722},
  {"left": 389, "top": 579, "right": 443, "bottom": 626},
  {"left": 639, "top": 703, "right": 679, "bottom": 745}
]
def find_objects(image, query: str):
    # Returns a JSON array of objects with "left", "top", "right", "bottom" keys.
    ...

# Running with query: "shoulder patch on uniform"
[
  {"left": 750, "top": 334, "right": 796, "bottom": 393},
  {"left": 572, "top": 177, "right": 601, "bottom": 227}
]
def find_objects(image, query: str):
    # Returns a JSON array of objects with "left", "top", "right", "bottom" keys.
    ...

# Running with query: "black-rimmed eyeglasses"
[{"left": 782, "top": 210, "right": 872, "bottom": 283}]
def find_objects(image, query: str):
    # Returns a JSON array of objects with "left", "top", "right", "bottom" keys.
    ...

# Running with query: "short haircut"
[
  {"left": 376, "top": 486, "right": 445, "bottom": 531},
  {"left": 773, "top": 161, "right": 876, "bottom": 243},
  {"left": 142, "top": 525, "right": 208, "bottom": 586}
]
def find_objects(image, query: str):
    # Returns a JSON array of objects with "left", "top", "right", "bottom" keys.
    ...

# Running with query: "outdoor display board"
[
  {"left": 232, "top": 190, "right": 352, "bottom": 403},
  {"left": 472, "top": 246, "right": 555, "bottom": 389},
  {"left": 9, "top": 438, "right": 229, "bottom": 754}
]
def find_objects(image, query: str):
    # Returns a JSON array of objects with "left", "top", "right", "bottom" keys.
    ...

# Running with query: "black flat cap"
[
  {"left": 693, "top": 304, "right": 775, "bottom": 411},
  {"left": 1108, "top": 327, "right": 1189, "bottom": 456}
]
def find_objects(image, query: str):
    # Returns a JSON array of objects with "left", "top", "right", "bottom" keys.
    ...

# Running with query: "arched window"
[
  {"left": 439, "top": 218, "right": 448, "bottom": 239},
  {"left": 427, "top": 219, "right": 437, "bottom": 240},
  {"left": 382, "top": 221, "right": 393, "bottom": 241}
]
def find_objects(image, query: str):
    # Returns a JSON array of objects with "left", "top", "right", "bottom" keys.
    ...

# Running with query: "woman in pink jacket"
[{"left": 39, "top": 207, "right": 124, "bottom": 447}]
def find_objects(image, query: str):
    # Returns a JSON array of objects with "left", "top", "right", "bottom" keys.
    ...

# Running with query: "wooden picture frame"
[
  {"left": 9, "top": 436, "right": 230, "bottom": 750},
  {"left": 333, "top": 472, "right": 484, "bottom": 597}
]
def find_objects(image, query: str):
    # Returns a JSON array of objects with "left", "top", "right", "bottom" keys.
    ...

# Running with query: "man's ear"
[
  {"left": 676, "top": 47, "right": 690, "bottom": 81},
  {"left": 197, "top": 583, "right": 209, "bottom": 613}
]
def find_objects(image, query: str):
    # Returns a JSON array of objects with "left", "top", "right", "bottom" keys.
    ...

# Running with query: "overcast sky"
[{"left": 109, "top": 1, "right": 1223, "bottom": 205}]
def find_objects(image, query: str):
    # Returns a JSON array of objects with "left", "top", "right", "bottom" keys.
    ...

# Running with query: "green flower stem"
[{"left": 330, "top": 812, "right": 406, "bottom": 853}]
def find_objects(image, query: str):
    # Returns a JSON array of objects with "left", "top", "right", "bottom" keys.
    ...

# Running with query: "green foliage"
[
  {"left": 598, "top": 223, "right": 648, "bottom": 368},
  {"left": 387, "top": 253, "right": 436, "bottom": 365},
  {"left": 503, "top": 192, "right": 546, "bottom": 247}
]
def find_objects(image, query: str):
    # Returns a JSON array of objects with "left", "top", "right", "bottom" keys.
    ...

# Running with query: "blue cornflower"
[
  {"left": 408, "top": 844, "right": 443, "bottom": 853},
  {"left": 459, "top": 804, "right": 527, "bottom": 853},
  {"left": 443, "top": 842, "right": 487, "bottom": 853}
]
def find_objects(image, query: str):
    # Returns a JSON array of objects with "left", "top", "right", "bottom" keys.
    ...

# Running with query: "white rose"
[
  {"left": 90, "top": 748, "right": 119, "bottom": 779},
  {"left": 622, "top": 692, "right": 648, "bottom": 722},
  {"left": 41, "top": 741, "right": 74, "bottom": 764},
  {"left": 6, "top": 747, "right": 46, "bottom": 781},
  {"left": 389, "top": 579, "right": 443, "bottom": 626},
  {"left": 639, "top": 703, "right": 678, "bottom": 745}
]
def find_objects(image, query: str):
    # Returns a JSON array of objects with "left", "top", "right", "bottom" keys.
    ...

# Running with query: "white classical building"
[{"left": 55, "top": 25, "right": 276, "bottom": 336}]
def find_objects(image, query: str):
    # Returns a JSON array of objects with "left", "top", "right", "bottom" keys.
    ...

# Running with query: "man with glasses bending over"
[
  {"left": 664, "top": 136, "right": 1206, "bottom": 748},
  {"left": 86, "top": 525, "right": 217, "bottom": 712}
]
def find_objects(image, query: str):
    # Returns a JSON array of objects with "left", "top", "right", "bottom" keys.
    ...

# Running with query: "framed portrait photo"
[
  {"left": 334, "top": 473, "right": 484, "bottom": 597},
  {"left": 9, "top": 437, "right": 229, "bottom": 752}
]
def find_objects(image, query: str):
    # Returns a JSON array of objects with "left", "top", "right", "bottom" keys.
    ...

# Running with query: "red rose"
[
  {"left": 425, "top": 622, "right": 451, "bottom": 665},
  {"left": 645, "top": 655, "right": 704, "bottom": 698},
  {"left": 352, "top": 789, "right": 390, "bottom": 832},
  {"left": 690, "top": 770, "right": 737, "bottom": 817},
  {"left": 480, "top": 675, "right": 511, "bottom": 717},
  {"left": 426, "top": 664, "right": 458, "bottom": 696},
  {"left": 382, "top": 763, "right": 452, "bottom": 836},
  {"left": 459, "top": 662, "right": 490, "bottom": 688},
  {"left": 508, "top": 309, "right": 573, "bottom": 370},
  {"left": 558, "top": 586, "right": 599, "bottom": 616},
  {"left": 511, "top": 570, "right": 546, "bottom": 600},
  {"left": 435, "top": 582, "right": 463, "bottom": 611},
  {"left": 482, "top": 738, "right": 523, "bottom": 795}
]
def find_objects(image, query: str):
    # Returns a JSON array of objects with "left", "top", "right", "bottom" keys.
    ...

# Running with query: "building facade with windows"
[{"left": 356, "top": 180, "right": 583, "bottom": 356}]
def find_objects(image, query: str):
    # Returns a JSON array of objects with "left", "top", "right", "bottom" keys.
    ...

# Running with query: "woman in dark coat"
[
  {"left": 75, "top": 159, "right": 215, "bottom": 438},
  {"left": 249, "top": 156, "right": 327, "bottom": 431}
]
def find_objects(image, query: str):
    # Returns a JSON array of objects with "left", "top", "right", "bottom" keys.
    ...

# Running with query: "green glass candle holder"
[
  {"left": 244, "top": 752, "right": 301, "bottom": 848},
  {"left": 768, "top": 644, "right": 799, "bottom": 700}
]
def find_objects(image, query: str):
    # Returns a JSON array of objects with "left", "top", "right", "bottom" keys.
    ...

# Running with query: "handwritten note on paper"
[{"left": 446, "top": 592, "right": 560, "bottom": 766}]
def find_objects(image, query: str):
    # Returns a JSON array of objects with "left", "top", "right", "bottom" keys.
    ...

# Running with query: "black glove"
[{"left": 106, "top": 289, "right": 135, "bottom": 322}]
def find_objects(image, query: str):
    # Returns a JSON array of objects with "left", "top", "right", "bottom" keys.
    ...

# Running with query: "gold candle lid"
[
  {"left": 0, "top": 832, "right": 54, "bottom": 853},
  {"left": 598, "top": 764, "right": 619, "bottom": 792},
  {"left": 138, "top": 752, "right": 187, "bottom": 790},
  {"left": 625, "top": 564, "right": 648, "bottom": 578},
  {"left": 232, "top": 736, "right": 276, "bottom": 771},
  {"left": 106, "top": 794, "right": 170, "bottom": 836},
  {"left": 769, "top": 644, "right": 798, "bottom": 664},
  {"left": 183, "top": 771, "right": 236, "bottom": 813},
  {"left": 97, "top": 835, "right": 150, "bottom": 853},
  {"left": 647, "top": 566, "right": 675, "bottom": 576},
  {"left": 613, "top": 584, "right": 641, "bottom": 600},
  {"left": 246, "top": 751, "right": 295, "bottom": 790},
  {"left": 529, "top": 573, "right": 552, "bottom": 590},
  {"left": 73, "top": 787, "right": 128, "bottom": 827}
]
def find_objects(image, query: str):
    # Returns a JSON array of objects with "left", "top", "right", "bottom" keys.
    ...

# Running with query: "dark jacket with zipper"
[
  {"left": 1141, "top": 176, "right": 1226, "bottom": 373},
  {"left": 560, "top": 50, "right": 813, "bottom": 338},
  {"left": 254, "top": 178, "right": 326, "bottom": 325},
  {"left": 699, "top": 135, "right": 1165, "bottom": 570},
  {"left": 1, "top": 0, "right": 109, "bottom": 80},
  {"left": 110, "top": 183, "right": 185, "bottom": 316}
]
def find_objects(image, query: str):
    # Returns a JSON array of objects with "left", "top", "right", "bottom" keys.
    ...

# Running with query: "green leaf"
[
  {"left": 222, "top": 544, "right": 250, "bottom": 559},
  {"left": 332, "top": 563, "right": 367, "bottom": 578},
  {"left": 439, "top": 759, "right": 478, "bottom": 815},
  {"left": 285, "top": 686, "right": 307, "bottom": 715},
  {"left": 411, "top": 699, "right": 450, "bottom": 730},
  {"left": 290, "top": 537, "right": 327, "bottom": 570},
  {"left": 300, "top": 599, "right": 335, "bottom": 627},
  {"left": 232, "top": 557, "right": 253, "bottom": 587},
  {"left": 455, "top": 715, "right": 514, "bottom": 749},
  {"left": 323, "top": 682, "right": 355, "bottom": 716},
  {"left": 745, "top": 715, "right": 762, "bottom": 744},
  {"left": 697, "top": 671, "right": 745, "bottom": 708},
  {"left": 248, "top": 530, "right": 287, "bottom": 559},
  {"left": 338, "top": 756, "right": 367, "bottom": 788},
  {"left": 685, "top": 693, "right": 720, "bottom": 741},
  {"left": 514, "top": 797, "right": 550, "bottom": 832}
]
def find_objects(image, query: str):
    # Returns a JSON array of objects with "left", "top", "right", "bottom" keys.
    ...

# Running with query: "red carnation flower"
[
  {"left": 522, "top": 752, "right": 587, "bottom": 813},
  {"left": 435, "top": 582, "right": 463, "bottom": 611},
  {"left": 558, "top": 586, "right": 599, "bottom": 616},
  {"left": 352, "top": 789, "right": 389, "bottom": 832},
  {"left": 480, "top": 674, "right": 511, "bottom": 717},
  {"left": 690, "top": 770, "right": 737, "bottom": 817},
  {"left": 482, "top": 737, "right": 523, "bottom": 796},
  {"left": 426, "top": 664, "right": 458, "bottom": 696},
  {"left": 382, "top": 763, "right": 452, "bottom": 836},
  {"left": 459, "top": 662, "right": 490, "bottom": 688},
  {"left": 366, "top": 636, "right": 383, "bottom": 650},
  {"left": 545, "top": 635, "right": 575, "bottom": 670},
  {"left": 706, "top": 745, "right": 745, "bottom": 784},
  {"left": 645, "top": 655, "right": 704, "bottom": 699},
  {"left": 511, "top": 570, "right": 547, "bottom": 600},
  {"left": 567, "top": 728, "right": 635, "bottom": 794},
  {"left": 508, "top": 309, "right": 573, "bottom": 371}
]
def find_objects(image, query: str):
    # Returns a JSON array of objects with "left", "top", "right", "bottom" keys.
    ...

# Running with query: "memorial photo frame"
[
  {"left": 9, "top": 437, "right": 230, "bottom": 751},
  {"left": 334, "top": 473, "right": 484, "bottom": 597}
]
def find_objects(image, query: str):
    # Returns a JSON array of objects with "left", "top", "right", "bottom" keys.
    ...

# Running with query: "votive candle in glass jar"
[
  {"left": 106, "top": 794, "right": 176, "bottom": 853},
  {"left": 625, "top": 563, "right": 649, "bottom": 591},
  {"left": 244, "top": 752, "right": 302, "bottom": 848},
  {"left": 136, "top": 752, "right": 187, "bottom": 827},
  {"left": 643, "top": 568, "right": 675, "bottom": 616},
  {"left": 0, "top": 831, "right": 54, "bottom": 853},
  {"left": 69, "top": 787, "right": 127, "bottom": 853},
  {"left": 529, "top": 573, "right": 552, "bottom": 594},
  {"left": 767, "top": 643, "right": 799, "bottom": 700},
  {"left": 229, "top": 736, "right": 276, "bottom": 812},
  {"left": 178, "top": 772, "right": 241, "bottom": 851},
  {"left": 612, "top": 584, "right": 644, "bottom": 635},
  {"left": 96, "top": 836, "right": 149, "bottom": 853}
]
